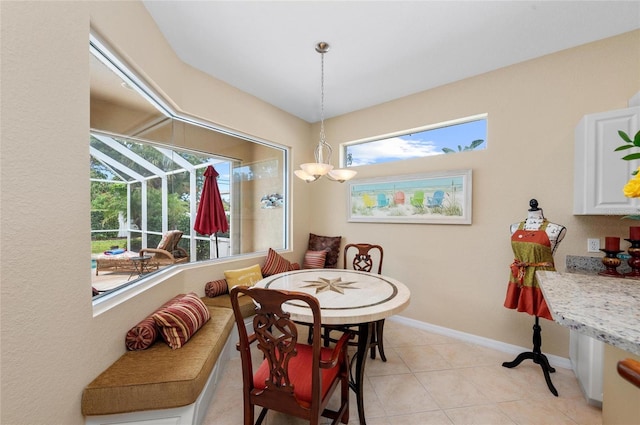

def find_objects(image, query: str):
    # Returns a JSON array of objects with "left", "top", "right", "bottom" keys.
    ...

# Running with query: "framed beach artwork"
[{"left": 348, "top": 169, "right": 472, "bottom": 224}]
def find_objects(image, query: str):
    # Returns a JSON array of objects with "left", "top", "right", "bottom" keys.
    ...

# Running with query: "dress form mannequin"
[
  {"left": 502, "top": 199, "right": 566, "bottom": 397},
  {"left": 509, "top": 199, "right": 566, "bottom": 255}
]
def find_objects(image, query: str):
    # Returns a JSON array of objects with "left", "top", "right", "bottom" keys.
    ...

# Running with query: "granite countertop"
[{"left": 537, "top": 270, "right": 640, "bottom": 356}]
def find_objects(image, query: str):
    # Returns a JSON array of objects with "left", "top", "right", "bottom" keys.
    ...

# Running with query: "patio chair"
[
  {"left": 362, "top": 193, "right": 376, "bottom": 208},
  {"left": 393, "top": 191, "right": 405, "bottom": 205},
  {"left": 230, "top": 286, "right": 352, "bottom": 425},
  {"left": 410, "top": 190, "right": 424, "bottom": 208},
  {"left": 139, "top": 230, "right": 189, "bottom": 266},
  {"left": 377, "top": 193, "right": 389, "bottom": 207},
  {"left": 427, "top": 190, "right": 445, "bottom": 208},
  {"left": 94, "top": 250, "right": 141, "bottom": 276}
]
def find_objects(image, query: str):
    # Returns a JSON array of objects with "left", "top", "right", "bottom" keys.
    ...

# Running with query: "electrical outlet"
[{"left": 587, "top": 238, "right": 600, "bottom": 253}]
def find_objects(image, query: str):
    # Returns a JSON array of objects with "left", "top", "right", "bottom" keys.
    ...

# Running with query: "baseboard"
[{"left": 389, "top": 315, "right": 572, "bottom": 370}]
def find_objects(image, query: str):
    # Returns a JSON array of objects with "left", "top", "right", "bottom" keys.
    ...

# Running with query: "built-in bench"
[
  {"left": 82, "top": 250, "right": 299, "bottom": 425},
  {"left": 82, "top": 294, "right": 255, "bottom": 425}
]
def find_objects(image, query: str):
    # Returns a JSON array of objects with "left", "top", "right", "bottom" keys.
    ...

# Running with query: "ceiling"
[{"left": 143, "top": 1, "right": 640, "bottom": 123}]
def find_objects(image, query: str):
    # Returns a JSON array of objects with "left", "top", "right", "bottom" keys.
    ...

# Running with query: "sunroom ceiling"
[{"left": 90, "top": 132, "right": 223, "bottom": 184}]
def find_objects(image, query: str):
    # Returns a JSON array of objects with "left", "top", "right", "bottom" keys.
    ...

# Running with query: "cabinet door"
[
  {"left": 570, "top": 330, "right": 604, "bottom": 405},
  {"left": 574, "top": 106, "right": 640, "bottom": 215}
]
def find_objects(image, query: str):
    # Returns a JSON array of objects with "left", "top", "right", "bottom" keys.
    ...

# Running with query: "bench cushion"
[
  {"left": 81, "top": 305, "right": 234, "bottom": 415},
  {"left": 201, "top": 293, "right": 256, "bottom": 318}
]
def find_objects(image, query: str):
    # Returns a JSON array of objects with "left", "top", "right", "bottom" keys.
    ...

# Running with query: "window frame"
[
  {"left": 343, "top": 114, "right": 487, "bottom": 167},
  {"left": 90, "top": 32, "right": 291, "bottom": 307}
]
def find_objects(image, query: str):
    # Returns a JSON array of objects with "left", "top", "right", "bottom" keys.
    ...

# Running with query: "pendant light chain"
[
  {"left": 295, "top": 41, "right": 356, "bottom": 183},
  {"left": 316, "top": 45, "right": 331, "bottom": 165},
  {"left": 319, "top": 48, "right": 326, "bottom": 147}
]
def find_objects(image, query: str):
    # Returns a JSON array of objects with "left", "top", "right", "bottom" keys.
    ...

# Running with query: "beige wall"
[
  {"left": 1, "top": 2, "right": 309, "bottom": 425},
  {"left": 312, "top": 29, "right": 640, "bottom": 355},
  {"left": 1, "top": 1, "right": 638, "bottom": 424}
]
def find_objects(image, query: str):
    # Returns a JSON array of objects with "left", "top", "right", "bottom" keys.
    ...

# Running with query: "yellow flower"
[{"left": 623, "top": 171, "right": 640, "bottom": 198}]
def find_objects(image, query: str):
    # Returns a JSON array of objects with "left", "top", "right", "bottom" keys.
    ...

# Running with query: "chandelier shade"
[
  {"left": 328, "top": 168, "right": 357, "bottom": 183},
  {"left": 296, "top": 42, "right": 356, "bottom": 184}
]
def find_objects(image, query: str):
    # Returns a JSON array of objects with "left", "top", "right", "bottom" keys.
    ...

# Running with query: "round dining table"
[{"left": 254, "top": 268, "right": 411, "bottom": 425}]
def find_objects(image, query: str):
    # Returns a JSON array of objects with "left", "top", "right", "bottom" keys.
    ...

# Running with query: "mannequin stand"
[{"left": 502, "top": 316, "right": 558, "bottom": 396}]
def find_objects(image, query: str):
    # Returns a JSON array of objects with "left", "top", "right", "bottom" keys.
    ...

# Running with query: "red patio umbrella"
[{"left": 194, "top": 165, "right": 229, "bottom": 258}]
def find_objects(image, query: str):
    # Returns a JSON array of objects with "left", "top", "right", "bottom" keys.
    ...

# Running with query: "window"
[
  {"left": 90, "top": 34, "right": 288, "bottom": 298},
  {"left": 344, "top": 116, "right": 487, "bottom": 167},
  {"left": 91, "top": 132, "right": 233, "bottom": 254}
]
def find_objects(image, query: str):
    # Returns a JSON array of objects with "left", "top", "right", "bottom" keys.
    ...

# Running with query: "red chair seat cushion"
[{"left": 253, "top": 343, "right": 339, "bottom": 406}]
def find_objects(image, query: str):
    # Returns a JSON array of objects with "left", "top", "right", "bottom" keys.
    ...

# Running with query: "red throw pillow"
[
  {"left": 308, "top": 233, "right": 341, "bottom": 268},
  {"left": 124, "top": 294, "right": 184, "bottom": 351},
  {"left": 262, "top": 248, "right": 297, "bottom": 276},
  {"left": 153, "top": 293, "right": 211, "bottom": 349},
  {"left": 205, "top": 279, "right": 229, "bottom": 297},
  {"left": 303, "top": 250, "right": 327, "bottom": 269}
]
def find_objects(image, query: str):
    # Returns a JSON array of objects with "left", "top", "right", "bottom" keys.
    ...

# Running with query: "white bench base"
[{"left": 85, "top": 326, "right": 238, "bottom": 425}]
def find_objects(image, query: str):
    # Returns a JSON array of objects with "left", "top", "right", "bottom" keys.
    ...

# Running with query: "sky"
[{"left": 346, "top": 118, "right": 486, "bottom": 166}]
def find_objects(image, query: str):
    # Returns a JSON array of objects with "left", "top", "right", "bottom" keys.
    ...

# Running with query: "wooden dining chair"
[
  {"left": 321, "top": 243, "right": 387, "bottom": 361},
  {"left": 344, "top": 243, "right": 383, "bottom": 275},
  {"left": 229, "top": 285, "right": 352, "bottom": 425},
  {"left": 618, "top": 358, "right": 640, "bottom": 389}
]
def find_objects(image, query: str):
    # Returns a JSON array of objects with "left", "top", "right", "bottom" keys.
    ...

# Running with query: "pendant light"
[{"left": 295, "top": 42, "right": 357, "bottom": 183}]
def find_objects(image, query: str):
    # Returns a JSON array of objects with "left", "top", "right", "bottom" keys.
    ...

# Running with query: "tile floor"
[{"left": 202, "top": 320, "right": 602, "bottom": 424}]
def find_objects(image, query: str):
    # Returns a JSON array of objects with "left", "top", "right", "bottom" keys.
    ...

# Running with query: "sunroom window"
[{"left": 90, "top": 34, "right": 288, "bottom": 298}]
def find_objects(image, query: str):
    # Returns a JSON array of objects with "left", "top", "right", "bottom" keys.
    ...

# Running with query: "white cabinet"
[
  {"left": 574, "top": 106, "right": 640, "bottom": 215},
  {"left": 569, "top": 330, "right": 604, "bottom": 406}
]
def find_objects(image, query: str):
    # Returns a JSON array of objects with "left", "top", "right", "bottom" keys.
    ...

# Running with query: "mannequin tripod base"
[{"left": 502, "top": 316, "right": 558, "bottom": 397}]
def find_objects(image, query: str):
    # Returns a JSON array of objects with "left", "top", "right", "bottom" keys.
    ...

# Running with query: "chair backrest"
[
  {"left": 377, "top": 193, "right": 389, "bottom": 207},
  {"left": 394, "top": 191, "right": 405, "bottom": 205},
  {"left": 343, "top": 243, "right": 384, "bottom": 274},
  {"left": 428, "top": 190, "right": 445, "bottom": 206},
  {"left": 410, "top": 190, "right": 424, "bottom": 207},
  {"left": 362, "top": 193, "right": 376, "bottom": 208},
  {"left": 229, "top": 286, "right": 324, "bottom": 417},
  {"left": 157, "top": 230, "right": 183, "bottom": 251}
]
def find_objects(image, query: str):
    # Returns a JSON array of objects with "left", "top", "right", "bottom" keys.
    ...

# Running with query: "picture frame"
[{"left": 347, "top": 169, "right": 472, "bottom": 224}]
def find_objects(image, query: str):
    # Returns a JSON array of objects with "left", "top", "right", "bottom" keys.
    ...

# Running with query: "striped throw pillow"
[
  {"left": 124, "top": 294, "right": 185, "bottom": 351},
  {"left": 303, "top": 250, "right": 327, "bottom": 269},
  {"left": 308, "top": 233, "right": 341, "bottom": 268},
  {"left": 262, "top": 248, "right": 295, "bottom": 276},
  {"left": 205, "top": 279, "right": 228, "bottom": 297},
  {"left": 153, "top": 293, "right": 211, "bottom": 349}
]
